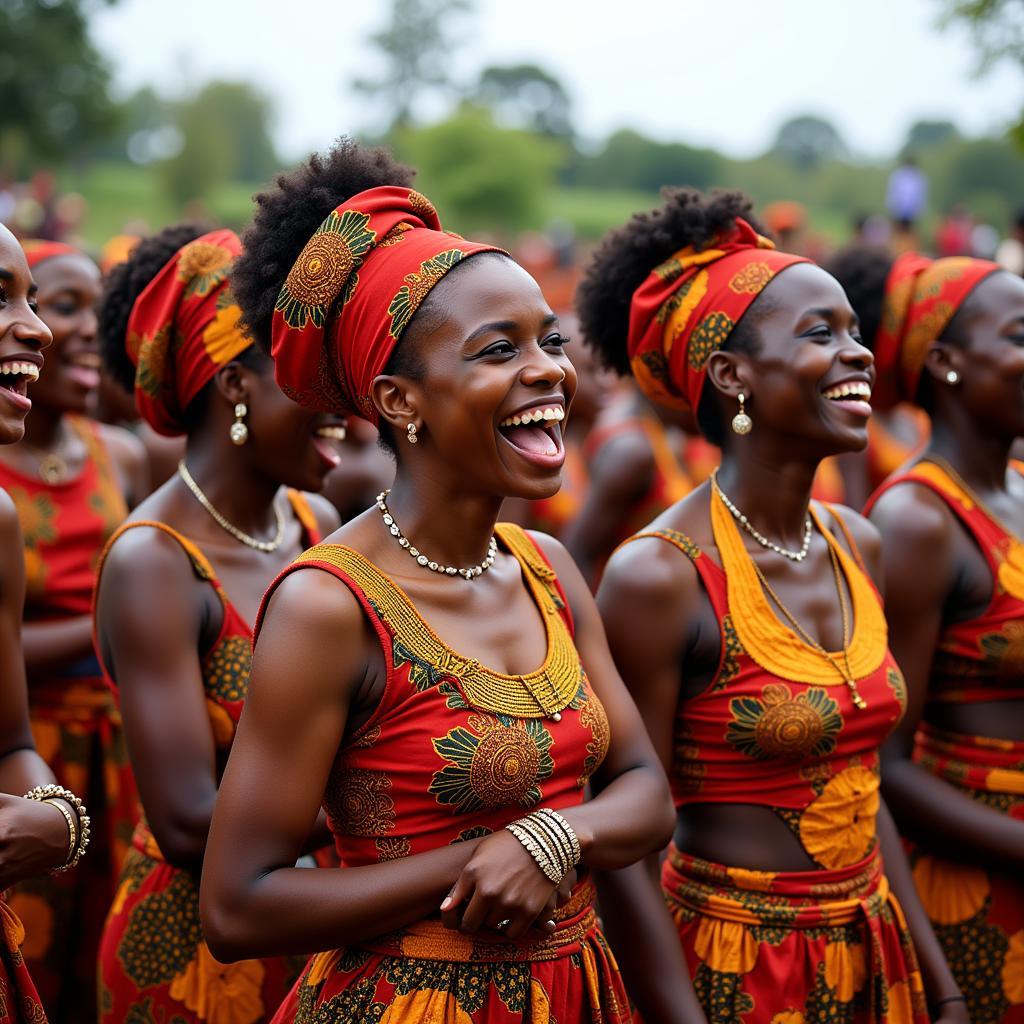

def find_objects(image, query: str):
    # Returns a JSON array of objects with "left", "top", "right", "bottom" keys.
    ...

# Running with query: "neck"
[
  {"left": 384, "top": 468, "right": 503, "bottom": 570},
  {"left": 181, "top": 436, "right": 282, "bottom": 536},
  {"left": 928, "top": 411, "right": 1012, "bottom": 493},
  {"left": 21, "top": 405, "right": 64, "bottom": 450},
  {"left": 715, "top": 450, "right": 817, "bottom": 549}
]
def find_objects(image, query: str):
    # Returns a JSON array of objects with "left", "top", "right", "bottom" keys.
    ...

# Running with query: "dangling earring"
[
  {"left": 230, "top": 403, "right": 249, "bottom": 446},
  {"left": 406, "top": 423, "right": 419, "bottom": 445},
  {"left": 945, "top": 370, "right": 960, "bottom": 385},
  {"left": 731, "top": 393, "right": 752, "bottom": 435}
]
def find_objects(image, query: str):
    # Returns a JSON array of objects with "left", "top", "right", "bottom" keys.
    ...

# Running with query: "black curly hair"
[
  {"left": 825, "top": 245, "right": 893, "bottom": 354},
  {"left": 98, "top": 222, "right": 269, "bottom": 433},
  {"left": 575, "top": 187, "right": 773, "bottom": 446}
]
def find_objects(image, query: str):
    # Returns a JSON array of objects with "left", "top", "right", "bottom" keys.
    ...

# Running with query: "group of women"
[{"left": 0, "top": 134, "right": 1020, "bottom": 1024}]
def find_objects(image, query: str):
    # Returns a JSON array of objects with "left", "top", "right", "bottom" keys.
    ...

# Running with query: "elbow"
[
  {"left": 199, "top": 884, "right": 256, "bottom": 964},
  {"left": 652, "top": 791, "right": 676, "bottom": 852},
  {"left": 148, "top": 813, "right": 210, "bottom": 873}
]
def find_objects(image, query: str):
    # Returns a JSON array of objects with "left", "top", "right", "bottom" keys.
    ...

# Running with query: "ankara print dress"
[{"left": 258, "top": 524, "right": 628, "bottom": 1024}]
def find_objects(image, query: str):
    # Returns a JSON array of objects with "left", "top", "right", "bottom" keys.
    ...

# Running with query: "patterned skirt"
[
  {"left": 0, "top": 901, "right": 46, "bottom": 1024},
  {"left": 662, "top": 844, "right": 928, "bottom": 1023},
  {"left": 8, "top": 671, "right": 138, "bottom": 1024},
  {"left": 908, "top": 724, "right": 1024, "bottom": 1024},
  {"left": 98, "top": 821, "right": 306, "bottom": 1024},
  {"left": 273, "top": 882, "right": 630, "bottom": 1023}
]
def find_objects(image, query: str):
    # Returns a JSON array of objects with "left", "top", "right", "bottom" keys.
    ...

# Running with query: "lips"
[
  {"left": 65, "top": 351, "right": 101, "bottom": 391},
  {"left": 0, "top": 358, "right": 40, "bottom": 412},
  {"left": 497, "top": 404, "right": 566, "bottom": 460},
  {"left": 821, "top": 379, "right": 872, "bottom": 420}
]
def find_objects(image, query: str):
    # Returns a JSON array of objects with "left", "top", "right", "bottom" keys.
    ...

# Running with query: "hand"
[
  {"left": 0, "top": 793, "right": 72, "bottom": 888},
  {"left": 440, "top": 828, "right": 564, "bottom": 941},
  {"left": 933, "top": 999, "right": 970, "bottom": 1024}
]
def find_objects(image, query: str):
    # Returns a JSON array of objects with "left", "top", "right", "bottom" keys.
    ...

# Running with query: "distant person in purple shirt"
[{"left": 887, "top": 154, "right": 929, "bottom": 228}]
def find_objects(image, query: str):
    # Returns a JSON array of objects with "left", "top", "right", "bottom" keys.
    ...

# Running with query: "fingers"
[{"left": 439, "top": 871, "right": 473, "bottom": 931}]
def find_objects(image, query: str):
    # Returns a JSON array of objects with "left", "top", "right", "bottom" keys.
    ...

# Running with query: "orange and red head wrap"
[
  {"left": 874, "top": 252, "right": 1001, "bottom": 409},
  {"left": 270, "top": 185, "right": 504, "bottom": 424},
  {"left": 21, "top": 239, "right": 85, "bottom": 269},
  {"left": 626, "top": 218, "right": 810, "bottom": 417},
  {"left": 125, "top": 229, "right": 252, "bottom": 436}
]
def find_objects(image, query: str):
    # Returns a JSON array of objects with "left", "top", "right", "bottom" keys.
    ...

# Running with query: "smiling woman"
[
  {"left": 197, "top": 137, "right": 674, "bottom": 1024},
  {"left": 577, "top": 187, "right": 966, "bottom": 1023}
]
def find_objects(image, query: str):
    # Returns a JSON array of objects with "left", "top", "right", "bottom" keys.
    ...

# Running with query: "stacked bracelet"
[
  {"left": 24, "top": 784, "right": 91, "bottom": 873},
  {"left": 505, "top": 806, "right": 581, "bottom": 885}
]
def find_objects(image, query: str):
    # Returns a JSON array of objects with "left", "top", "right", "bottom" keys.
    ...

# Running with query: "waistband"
[
  {"left": 662, "top": 843, "right": 889, "bottom": 928},
  {"left": 357, "top": 881, "right": 599, "bottom": 964},
  {"left": 914, "top": 722, "right": 1024, "bottom": 796}
]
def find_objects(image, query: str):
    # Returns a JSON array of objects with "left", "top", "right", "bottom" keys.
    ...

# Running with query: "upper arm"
[
  {"left": 205, "top": 569, "right": 368, "bottom": 883},
  {"left": 0, "top": 494, "right": 32, "bottom": 754},
  {"left": 867, "top": 486, "right": 955, "bottom": 747},
  {"left": 96, "top": 529, "right": 219, "bottom": 836},
  {"left": 99, "top": 423, "right": 149, "bottom": 507},
  {"left": 532, "top": 532, "right": 672, "bottom": 783}
]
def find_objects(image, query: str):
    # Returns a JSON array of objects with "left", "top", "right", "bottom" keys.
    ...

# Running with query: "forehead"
[
  {"left": 969, "top": 270, "right": 1024, "bottom": 321},
  {"left": 0, "top": 228, "right": 31, "bottom": 281},
  {"left": 33, "top": 254, "right": 100, "bottom": 292},
  {"left": 757, "top": 262, "right": 854, "bottom": 320},
  {"left": 428, "top": 254, "right": 553, "bottom": 332}
]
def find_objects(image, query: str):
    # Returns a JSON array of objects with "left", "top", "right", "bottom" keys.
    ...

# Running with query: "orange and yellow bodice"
[
  {"left": 256, "top": 524, "right": 611, "bottom": 868},
  {"left": 0, "top": 415, "right": 126, "bottom": 625},
  {"left": 630, "top": 494, "right": 906, "bottom": 870},
  {"left": 869, "top": 461, "right": 1024, "bottom": 707}
]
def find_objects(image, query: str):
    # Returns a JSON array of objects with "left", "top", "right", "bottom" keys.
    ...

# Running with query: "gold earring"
[
  {"left": 230, "top": 403, "right": 249, "bottom": 446},
  {"left": 731, "top": 393, "right": 752, "bottom": 435},
  {"left": 406, "top": 423, "right": 419, "bottom": 445}
]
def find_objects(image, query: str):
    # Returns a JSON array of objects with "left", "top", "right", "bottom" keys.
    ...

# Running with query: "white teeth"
[
  {"left": 316, "top": 425, "right": 347, "bottom": 441},
  {"left": 73, "top": 353, "right": 101, "bottom": 369},
  {"left": 823, "top": 381, "right": 871, "bottom": 401},
  {"left": 499, "top": 406, "right": 565, "bottom": 428},
  {"left": 0, "top": 361, "right": 40, "bottom": 382}
]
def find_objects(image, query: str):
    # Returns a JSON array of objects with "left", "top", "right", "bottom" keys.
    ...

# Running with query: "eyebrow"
[{"left": 464, "top": 313, "right": 559, "bottom": 344}]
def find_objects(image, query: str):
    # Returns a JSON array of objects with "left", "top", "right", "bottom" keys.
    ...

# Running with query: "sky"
[{"left": 91, "top": 0, "right": 1022, "bottom": 162}]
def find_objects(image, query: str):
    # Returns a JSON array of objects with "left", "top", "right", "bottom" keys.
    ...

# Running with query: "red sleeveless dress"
[
  {"left": 259, "top": 524, "right": 627, "bottom": 1023},
  {"left": 868, "top": 461, "right": 1024, "bottom": 1023},
  {"left": 0, "top": 415, "right": 136, "bottom": 1024},
  {"left": 623, "top": 492, "right": 927, "bottom": 1023},
  {"left": 94, "top": 493, "right": 321, "bottom": 1024}
]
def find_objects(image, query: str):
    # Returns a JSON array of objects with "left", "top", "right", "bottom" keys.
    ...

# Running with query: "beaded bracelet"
[
  {"left": 24, "top": 784, "right": 91, "bottom": 873},
  {"left": 506, "top": 808, "right": 582, "bottom": 886},
  {"left": 537, "top": 807, "right": 581, "bottom": 865},
  {"left": 506, "top": 821, "right": 563, "bottom": 883}
]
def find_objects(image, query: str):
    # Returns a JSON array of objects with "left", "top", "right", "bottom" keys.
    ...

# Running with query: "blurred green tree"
[
  {"left": 574, "top": 129, "right": 724, "bottom": 191},
  {"left": 473, "top": 64, "right": 574, "bottom": 138},
  {"left": 772, "top": 115, "right": 848, "bottom": 169},
  {"left": 396, "top": 105, "right": 560, "bottom": 233},
  {"left": 160, "top": 81, "right": 279, "bottom": 205},
  {"left": 0, "top": 0, "right": 119, "bottom": 169},
  {"left": 904, "top": 119, "right": 960, "bottom": 152},
  {"left": 353, "top": 0, "right": 473, "bottom": 132}
]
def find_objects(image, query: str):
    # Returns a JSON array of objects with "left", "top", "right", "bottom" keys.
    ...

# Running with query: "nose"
[
  {"left": 12, "top": 304, "right": 52, "bottom": 351},
  {"left": 80, "top": 306, "right": 98, "bottom": 343},
  {"left": 839, "top": 333, "right": 874, "bottom": 370},
  {"left": 521, "top": 342, "right": 567, "bottom": 389}
]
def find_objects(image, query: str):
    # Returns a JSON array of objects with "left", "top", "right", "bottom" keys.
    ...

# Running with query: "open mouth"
[
  {"left": 497, "top": 405, "right": 566, "bottom": 463},
  {"left": 821, "top": 380, "right": 872, "bottom": 418},
  {"left": 311, "top": 421, "right": 346, "bottom": 470},
  {"left": 66, "top": 351, "right": 101, "bottom": 391},
  {"left": 0, "top": 359, "right": 40, "bottom": 411}
]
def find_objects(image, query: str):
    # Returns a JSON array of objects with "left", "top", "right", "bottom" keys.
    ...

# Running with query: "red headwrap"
[
  {"left": 874, "top": 252, "right": 1001, "bottom": 408},
  {"left": 627, "top": 218, "right": 809, "bottom": 416},
  {"left": 125, "top": 229, "right": 252, "bottom": 436},
  {"left": 21, "top": 239, "right": 84, "bottom": 269},
  {"left": 271, "top": 186, "right": 504, "bottom": 424}
]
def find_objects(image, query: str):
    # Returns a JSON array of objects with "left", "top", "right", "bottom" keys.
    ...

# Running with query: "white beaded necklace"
[
  {"left": 711, "top": 471, "right": 813, "bottom": 562},
  {"left": 377, "top": 490, "right": 497, "bottom": 580}
]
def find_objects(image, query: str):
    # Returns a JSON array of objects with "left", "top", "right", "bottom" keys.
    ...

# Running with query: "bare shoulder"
[
  {"left": 301, "top": 492, "right": 341, "bottom": 538},
  {"left": 259, "top": 560, "right": 368, "bottom": 645},
  {"left": 96, "top": 421, "right": 147, "bottom": 472},
  {"left": 599, "top": 530, "right": 700, "bottom": 612},
  {"left": 867, "top": 480, "right": 955, "bottom": 551},
  {"left": 99, "top": 522, "right": 199, "bottom": 592},
  {"left": 820, "top": 503, "right": 881, "bottom": 566},
  {"left": 589, "top": 428, "right": 655, "bottom": 491}
]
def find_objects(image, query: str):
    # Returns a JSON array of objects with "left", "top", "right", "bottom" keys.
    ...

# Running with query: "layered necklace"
[
  {"left": 177, "top": 460, "right": 286, "bottom": 553},
  {"left": 712, "top": 471, "right": 812, "bottom": 561},
  {"left": 377, "top": 490, "right": 497, "bottom": 579}
]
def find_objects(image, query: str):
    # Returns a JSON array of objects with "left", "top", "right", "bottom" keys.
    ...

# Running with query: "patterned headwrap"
[
  {"left": 125, "top": 229, "right": 252, "bottom": 436},
  {"left": 874, "top": 252, "right": 1001, "bottom": 409},
  {"left": 626, "top": 218, "right": 810, "bottom": 416},
  {"left": 21, "top": 239, "right": 84, "bottom": 269},
  {"left": 271, "top": 185, "right": 504, "bottom": 424}
]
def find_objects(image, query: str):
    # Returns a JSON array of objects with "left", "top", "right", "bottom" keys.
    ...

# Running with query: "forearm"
[
  {"left": 22, "top": 616, "right": 95, "bottom": 675},
  {"left": 201, "top": 839, "right": 482, "bottom": 962},
  {"left": 563, "top": 764, "right": 674, "bottom": 869},
  {"left": 877, "top": 801, "right": 962, "bottom": 1007},
  {"left": 595, "top": 857, "right": 706, "bottom": 1024},
  {"left": 883, "top": 757, "right": 1024, "bottom": 871},
  {"left": 0, "top": 748, "right": 56, "bottom": 795}
]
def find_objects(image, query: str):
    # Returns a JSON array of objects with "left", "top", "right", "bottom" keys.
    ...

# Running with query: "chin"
[{"left": 0, "top": 418, "right": 25, "bottom": 445}]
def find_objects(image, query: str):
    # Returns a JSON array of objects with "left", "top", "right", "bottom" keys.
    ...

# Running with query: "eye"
[
  {"left": 804, "top": 325, "right": 832, "bottom": 343},
  {"left": 28, "top": 299, "right": 39, "bottom": 314},
  {"left": 49, "top": 299, "right": 78, "bottom": 316},
  {"left": 478, "top": 340, "right": 516, "bottom": 358},
  {"left": 543, "top": 333, "right": 571, "bottom": 349}
]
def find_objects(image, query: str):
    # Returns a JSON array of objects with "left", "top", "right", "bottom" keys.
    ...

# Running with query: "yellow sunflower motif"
[
  {"left": 728, "top": 262, "right": 773, "bottom": 294},
  {"left": 382, "top": 987, "right": 472, "bottom": 1023},
  {"left": 9, "top": 488, "right": 57, "bottom": 548},
  {"left": 430, "top": 714, "right": 553, "bottom": 814},
  {"left": 726, "top": 684, "right": 843, "bottom": 761},
  {"left": 799, "top": 765, "right": 879, "bottom": 869},
  {"left": 202, "top": 292, "right": 249, "bottom": 366},
  {"left": 770, "top": 1013, "right": 805, "bottom": 1024},
  {"left": 177, "top": 241, "right": 233, "bottom": 299},
  {"left": 135, "top": 324, "right": 174, "bottom": 399},
  {"left": 387, "top": 249, "right": 467, "bottom": 340},
  {"left": 824, "top": 940, "right": 867, "bottom": 1001},
  {"left": 1002, "top": 929, "right": 1024, "bottom": 1003},
  {"left": 276, "top": 210, "right": 376, "bottom": 329},
  {"left": 693, "top": 916, "right": 758, "bottom": 974},
  {"left": 168, "top": 943, "right": 265, "bottom": 1024},
  {"left": 911, "top": 853, "right": 989, "bottom": 925}
]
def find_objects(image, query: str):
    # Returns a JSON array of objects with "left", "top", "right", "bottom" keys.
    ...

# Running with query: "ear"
[
  {"left": 371, "top": 374, "right": 421, "bottom": 434},
  {"left": 705, "top": 351, "right": 753, "bottom": 401},
  {"left": 923, "top": 341, "right": 965, "bottom": 383},
  {"left": 210, "top": 360, "right": 251, "bottom": 407}
]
